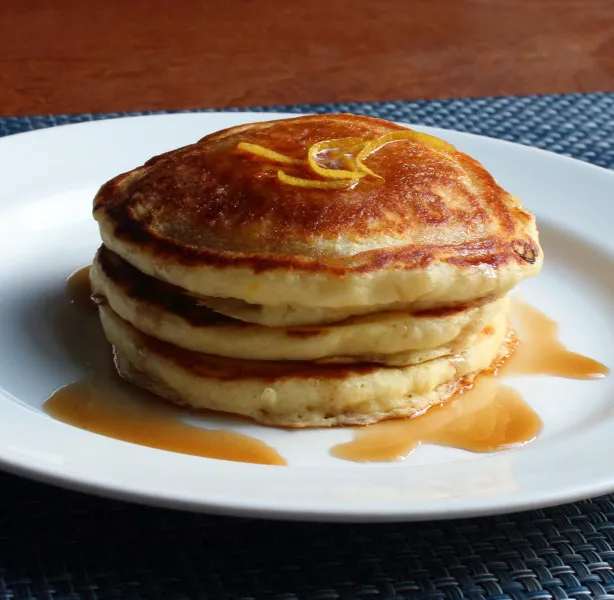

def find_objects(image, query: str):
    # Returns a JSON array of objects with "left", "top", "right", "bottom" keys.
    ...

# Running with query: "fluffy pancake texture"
[
  {"left": 88, "top": 113, "right": 543, "bottom": 428},
  {"left": 100, "top": 304, "right": 512, "bottom": 427},
  {"left": 93, "top": 113, "right": 542, "bottom": 317},
  {"left": 91, "top": 245, "right": 508, "bottom": 365}
]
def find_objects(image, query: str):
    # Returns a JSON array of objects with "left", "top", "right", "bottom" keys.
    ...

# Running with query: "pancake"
[
  {"left": 184, "top": 294, "right": 465, "bottom": 328},
  {"left": 93, "top": 114, "right": 542, "bottom": 322},
  {"left": 98, "top": 304, "right": 512, "bottom": 427},
  {"left": 91, "top": 245, "right": 509, "bottom": 365}
]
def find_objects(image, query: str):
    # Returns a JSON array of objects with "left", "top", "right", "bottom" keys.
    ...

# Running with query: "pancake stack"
[{"left": 91, "top": 114, "right": 543, "bottom": 427}]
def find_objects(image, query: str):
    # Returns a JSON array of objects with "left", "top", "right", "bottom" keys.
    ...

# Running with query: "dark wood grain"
[{"left": 1, "top": 0, "right": 613, "bottom": 116}]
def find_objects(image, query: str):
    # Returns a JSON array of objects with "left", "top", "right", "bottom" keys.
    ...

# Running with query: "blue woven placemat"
[
  {"left": 1, "top": 93, "right": 614, "bottom": 600},
  {"left": 2, "top": 92, "right": 613, "bottom": 169}
]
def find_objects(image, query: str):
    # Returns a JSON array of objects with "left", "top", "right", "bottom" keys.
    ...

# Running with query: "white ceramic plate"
[{"left": 0, "top": 112, "right": 612, "bottom": 522}]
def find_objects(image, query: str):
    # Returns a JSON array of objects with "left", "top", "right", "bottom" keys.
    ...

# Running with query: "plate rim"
[
  {"left": 0, "top": 110, "right": 613, "bottom": 522},
  {"left": 2, "top": 110, "right": 612, "bottom": 177}
]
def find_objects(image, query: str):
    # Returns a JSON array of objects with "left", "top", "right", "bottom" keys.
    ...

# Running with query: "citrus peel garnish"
[
  {"left": 236, "top": 142, "right": 303, "bottom": 165},
  {"left": 277, "top": 170, "right": 356, "bottom": 189},
  {"left": 307, "top": 138, "right": 366, "bottom": 180},
  {"left": 339, "top": 154, "right": 358, "bottom": 171},
  {"left": 236, "top": 128, "right": 456, "bottom": 189}
]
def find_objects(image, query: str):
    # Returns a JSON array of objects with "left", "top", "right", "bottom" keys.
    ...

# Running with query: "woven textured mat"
[
  {"left": 1, "top": 93, "right": 613, "bottom": 600},
  {"left": 2, "top": 92, "right": 613, "bottom": 169}
]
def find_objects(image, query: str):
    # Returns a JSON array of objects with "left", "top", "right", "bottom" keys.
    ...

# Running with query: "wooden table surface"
[{"left": 1, "top": 0, "right": 613, "bottom": 116}]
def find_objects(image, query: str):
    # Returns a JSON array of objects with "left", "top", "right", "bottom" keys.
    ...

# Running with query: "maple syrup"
[
  {"left": 332, "top": 377, "right": 541, "bottom": 462},
  {"left": 52, "top": 268, "right": 609, "bottom": 466},
  {"left": 501, "top": 297, "right": 609, "bottom": 380},
  {"left": 331, "top": 297, "right": 609, "bottom": 463},
  {"left": 66, "top": 265, "right": 96, "bottom": 311},
  {"left": 45, "top": 266, "right": 286, "bottom": 466},
  {"left": 45, "top": 380, "right": 286, "bottom": 466}
]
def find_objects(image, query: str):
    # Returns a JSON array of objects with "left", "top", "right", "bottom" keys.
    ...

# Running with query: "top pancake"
[{"left": 93, "top": 113, "right": 542, "bottom": 310}]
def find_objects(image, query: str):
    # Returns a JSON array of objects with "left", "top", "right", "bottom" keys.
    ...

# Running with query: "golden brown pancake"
[
  {"left": 88, "top": 113, "right": 542, "bottom": 429},
  {"left": 93, "top": 114, "right": 542, "bottom": 317},
  {"left": 100, "top": 303, "right": 512, "bottom": 427},
  {"left": 91, "top": 245, "right": 509, "bottom": 365}
]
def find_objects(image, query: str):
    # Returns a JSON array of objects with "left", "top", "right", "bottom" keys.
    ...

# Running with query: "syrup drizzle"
[
  {"left": 332, "top": 297, "right": 609, "bottom": 462},
  {"left": 501, "top": 297, "right": 609, "bottom": 380},
  {"left": 44, "top": 266, "right": 286, "bottom": 467},
  {"left": 48, "top": 267, "right": 609, "bottom": 465},
  {"left": 332, "top": 378, "right": 541, "bottom": 462},
  {"left": 45, "top": 380, "right": 285, "bottom": 466},
  {"left": 65, "top": 265, "right": 97, "bottom": 312}
]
